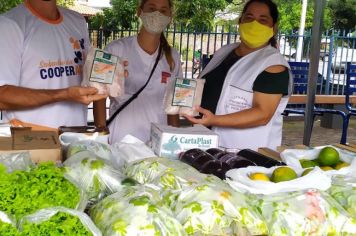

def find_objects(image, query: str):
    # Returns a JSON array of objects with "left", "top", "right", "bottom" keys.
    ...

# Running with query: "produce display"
[
  {"left": 0, "top": 163, "right": 81, "bottom": 219},
  {"left": 90, "top": 186, "right": 186, "bottom": 236},
  {"left": 2, "top": 138, "right": 356, "bottom": 236}
]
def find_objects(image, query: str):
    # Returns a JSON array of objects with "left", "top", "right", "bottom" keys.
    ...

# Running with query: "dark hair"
[
  {"left": 240, "top": 0, "right": 279, "bottom": 48},
  {"left": 139, "top": 0, "right": 175, "bottom": 71}
]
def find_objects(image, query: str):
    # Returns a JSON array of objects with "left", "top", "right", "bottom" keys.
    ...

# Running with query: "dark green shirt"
[{"left": 201, "top": 50, "right": 289, "bottom": 114}]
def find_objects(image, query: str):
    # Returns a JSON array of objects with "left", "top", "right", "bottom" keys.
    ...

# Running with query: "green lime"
[
  {"left": 316, "top": 147, "right": 340, "bottom": 166},
  {"left": 271, "top": 166, "right": 298, "bottom": 183}
]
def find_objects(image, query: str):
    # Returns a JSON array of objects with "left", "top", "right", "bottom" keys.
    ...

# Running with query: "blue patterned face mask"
[{"left": 140, "top": 11, "right": 171, "bottom": 34}]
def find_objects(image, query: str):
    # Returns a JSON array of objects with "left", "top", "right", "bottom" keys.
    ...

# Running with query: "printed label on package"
[
  {"left": 172, "top": 78, "right": 197, "bottom": 107},
  {"left": 89, "top": 50, "right": 118, "bottom": 84}
]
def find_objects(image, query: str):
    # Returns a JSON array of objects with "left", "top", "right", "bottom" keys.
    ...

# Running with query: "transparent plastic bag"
[
  {"left": 82, "top": 47, "right": 125, "bottom": 98},
  {"left": 124, "top": 157, "right": 216, "bottom": 190},
  {"left": 329, "top": 175, "right": 356, "bottom": 218},
  {"left": 164, "top": 181, "right": 268, "bottom": 235},
  {"left": 64, "top": 151, "right": 125, "bottom": 205},
  {"left": 249, "top": 189, "right": 356, "bottom": 236},
  {"left": 90, "top": 185, "right": 186, "bottom": 236},
  {"left": 164, "top": 78, "right": 205, "bottom": 116},
  {"left": 0, "top": 152, "right": 33, "bottom": 172},
  {"left": 112, "top": 135, "right": 156, "bottom": 167},
  {"left": 18, "top": 207, "right": 101, "bottom": 236},
  {"left": 66, "top": 140, "right": 114, "bottom": 161}
]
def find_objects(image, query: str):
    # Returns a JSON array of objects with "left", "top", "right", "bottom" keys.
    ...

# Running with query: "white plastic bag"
[
  {"left": 280, "top": 145, "right": 356, "bottom": 176},
  {"left": 18, "top": 207, "right": 102, "bottom": 236},
  {"left": 82, "top": 47, "right": 125, "bottom": 97},
  {"left": 164, "top": 78, "right": 205, "bottom": 116},
  {"left": 225, "top": 165, "right": 331, "bottom": 195}
]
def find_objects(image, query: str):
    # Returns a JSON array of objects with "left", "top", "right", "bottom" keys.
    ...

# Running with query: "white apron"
[{"left": 200, "top": 44, "right": 293, "bottom": 150}]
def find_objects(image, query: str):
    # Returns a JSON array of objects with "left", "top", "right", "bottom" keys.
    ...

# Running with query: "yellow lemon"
[
  {"left": 320, "top": 166, "right": 334, "bottom": 171},
  {"left": 249, "top": 173, "right": 270, "bottom": 181},
  {"left": 317, "top": 147, "right": 340, "bottom": 166},
  {"left": 271, "top": 166, "right": 298, "bottom": 183},
  {"left": 334, "top": 162, "right": 350, "bottom": 170}
]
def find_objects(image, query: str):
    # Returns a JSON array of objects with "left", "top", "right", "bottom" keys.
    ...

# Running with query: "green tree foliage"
[
  {"left": 174, "top": 0, "right": 229, "bottom": 30},
  {"left": 0, "top": 0, "right": 74, "bottom": 14},
  {"left": 0, "top": 0, "right": 22, "bottom": 13},
  {"left": 327, "top": 0, "right": 356, "bottom": 31}
]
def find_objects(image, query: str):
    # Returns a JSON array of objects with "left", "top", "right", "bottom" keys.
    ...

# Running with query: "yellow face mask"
[{"left": 238, "top": 20, "right": 274, "bottom": 48}]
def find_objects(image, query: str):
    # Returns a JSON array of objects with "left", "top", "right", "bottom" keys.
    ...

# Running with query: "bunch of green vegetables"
[
  {"left": 0, "top": 221, "right": 18, "bottom": 236},
  {"left": 0, "top": 163, "right": 80, "bottom": 219}
]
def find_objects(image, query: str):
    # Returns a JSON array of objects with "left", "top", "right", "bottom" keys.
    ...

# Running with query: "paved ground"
[{"left": 282, "top": 117, "right": 356, "bottom": 147}]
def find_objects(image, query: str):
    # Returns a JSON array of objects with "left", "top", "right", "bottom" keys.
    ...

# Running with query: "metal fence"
[{"left": 90, "top": 26, "right": 356, "bottom": 95}]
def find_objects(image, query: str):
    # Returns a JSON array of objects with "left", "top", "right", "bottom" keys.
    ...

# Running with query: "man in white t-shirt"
[{"left": 0, "top": 0, "right": 106, "bottom": 128}]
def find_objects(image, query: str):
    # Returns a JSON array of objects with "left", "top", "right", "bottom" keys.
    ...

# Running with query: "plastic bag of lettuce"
[
  {"left": 328, "top": 175, "right": 356, "bottom": 218},
  {"left": 66, "top": 140, "right": 115, "bottom": 162},
  {"left": 249, "top": 189, "right": 356, "bottom": 235},
  {"left": 64, "top": 151, "right": 125, "bottom": 205},
  {"left": 0, "top": 162, "right": 84, "bottom": 220},
  {"left": 164, "top": 181, "right": 267, "bottom": 236},
  {"left": 90, "top": 185, "right": 186, "bottom": 236},
  {"left": 124, "top": 157, "right": 221, "bottom": 191},
  {"left": 124, "top": 158, "right": 267, "bottom": 235}
]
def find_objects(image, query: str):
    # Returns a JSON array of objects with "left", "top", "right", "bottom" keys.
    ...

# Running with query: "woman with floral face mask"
[
  {"left": 93, "top": 0, "right": 182, "bottom": 144},
  {"left": 183, "top": 0, "right": 292, "bottom": 151}
]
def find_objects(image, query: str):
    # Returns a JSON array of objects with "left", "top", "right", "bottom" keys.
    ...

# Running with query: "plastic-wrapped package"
[
  {"left": 66, "top": 140, "right": 115, "bottom": 161},
  {"left": 0, "top": 162, "right": 83, "bottom": 219},
  {"left": 164, "top": 78, "right": 205, "bottom": 116},
  {"left": 249, "top": 189, "right": 356, "bottom": 236},
  {"left": 164, "top": 181, "right": 268, "bottom": 235},
  {"left": 111, "top": 135, "right": 156, "bottom": 167},
  {"left": 124, "top": 157, "right": 221, "bottom": 191},
  {"left": 0, "top": 211, "right": 18, "bottom": 236},
  {"left": 90, "top": 185, "right": 186, "bottom": 236},
  {"left": 82, "top": 47, "right": 125, "bottom": 97},
  {"left": 328, "top": 175, "right": 356, "bottom": 218},
  {"left": 64, "top": 152, "right": 125, "bottom": 205},
  {"left": 19, "top": 207, "right": 101, "bottom": 236},
  {"left": 0, "top": 152, "right": 33, "bottom": 172}
]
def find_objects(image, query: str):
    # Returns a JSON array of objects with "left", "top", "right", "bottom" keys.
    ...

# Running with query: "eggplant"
[{"left": 205, "top": 148, "right": 226, "bottom": 159}]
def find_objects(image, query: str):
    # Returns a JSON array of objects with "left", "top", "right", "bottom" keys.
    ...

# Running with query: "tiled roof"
[{"left": 69, "top": 3, "right": 102, "bottom": 16}]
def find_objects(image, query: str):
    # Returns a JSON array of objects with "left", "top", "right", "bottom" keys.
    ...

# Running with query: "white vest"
[{"left": 200, "top": 43, "right": 293, "bottom": 151}]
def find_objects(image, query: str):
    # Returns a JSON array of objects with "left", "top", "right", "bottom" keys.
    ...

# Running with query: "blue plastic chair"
[
  {"left": 341, "top": 63, "right": 356, "bottom": 143},
  {"left": 283, "top": 62, "right": 348, "bottom": 144}
]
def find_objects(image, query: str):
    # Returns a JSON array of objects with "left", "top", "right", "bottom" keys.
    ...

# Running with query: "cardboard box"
[
  {"left": 0, "top": 129, "right": 61, "bottom": 163},
  {"left": 150, "top": 123, "right": 219, "bottom": 159}
]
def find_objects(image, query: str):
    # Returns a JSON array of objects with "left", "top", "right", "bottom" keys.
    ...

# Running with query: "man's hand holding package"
[{"left": 66, "top": 86, "right": 108, "bottom": 105}]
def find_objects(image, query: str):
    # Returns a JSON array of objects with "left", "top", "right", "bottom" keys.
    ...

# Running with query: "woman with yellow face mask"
[{"left": 183, "top": 0, "right": 292, "bottom": 151}]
